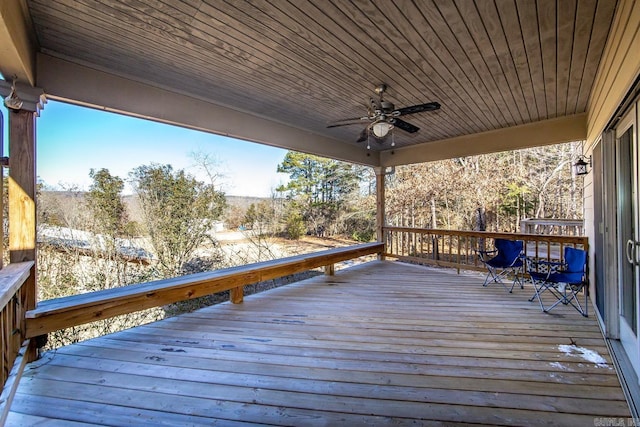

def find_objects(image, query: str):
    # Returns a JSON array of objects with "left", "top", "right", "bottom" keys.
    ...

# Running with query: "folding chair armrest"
[{"left": 507, "top": 254, "right": 525, "bottom": 267}]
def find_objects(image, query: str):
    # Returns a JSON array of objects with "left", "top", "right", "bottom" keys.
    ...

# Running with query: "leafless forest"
[{"left": 33, "top": 142, "right": 583, "bottom": 348}]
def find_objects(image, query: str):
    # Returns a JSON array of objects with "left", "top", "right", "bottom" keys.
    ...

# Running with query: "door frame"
[
  {"left": 601, "top": 130, "right": 619, "bottom": 339},
  {"left": 615, "top": 104, "right": 639, "bottom": 379}
]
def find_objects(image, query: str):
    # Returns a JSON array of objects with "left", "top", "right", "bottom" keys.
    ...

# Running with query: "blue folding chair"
[
  {"left": 527, "top": 247, "right": 588, "bottom": 317},
  {"left": 477, "top": 239, "right": 524, "bottom": 293}
]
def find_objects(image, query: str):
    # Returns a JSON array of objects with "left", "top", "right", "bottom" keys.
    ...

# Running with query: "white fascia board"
[{"left": 36, "top": 54, "right": 379, "bottom": 167}]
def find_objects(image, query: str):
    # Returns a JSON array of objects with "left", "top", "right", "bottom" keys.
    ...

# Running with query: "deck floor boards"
[{"left": 7, "top": 261, "right": 630, "bottom": 425}]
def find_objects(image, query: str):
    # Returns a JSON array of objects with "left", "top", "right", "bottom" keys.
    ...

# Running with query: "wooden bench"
[{"left": 26, "top": 242, "right": 384, "bottom": 338}]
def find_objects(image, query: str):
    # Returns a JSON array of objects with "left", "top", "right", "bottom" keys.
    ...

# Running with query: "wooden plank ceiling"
[{"left": 24, "top": 0, "right": 617, "bottom": 153}]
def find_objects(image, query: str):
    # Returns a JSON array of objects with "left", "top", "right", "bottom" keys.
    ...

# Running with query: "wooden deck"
[{"left": 7, "top": 261, "right": 630, "bottom": 426}]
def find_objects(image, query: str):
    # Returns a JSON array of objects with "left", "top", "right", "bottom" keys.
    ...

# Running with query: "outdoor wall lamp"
[
  {"left": 573, "top": 155, "right": 592, "bottom": 176},
  {"left": 3, "top": 77, "right": 23, "bottom": 111}
]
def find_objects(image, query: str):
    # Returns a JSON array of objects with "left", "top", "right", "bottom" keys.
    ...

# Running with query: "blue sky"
[{"left": 4, "top": 100, "right": 290, "bottom": 197}]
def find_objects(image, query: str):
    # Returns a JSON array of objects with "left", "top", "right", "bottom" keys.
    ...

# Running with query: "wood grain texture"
[
  {"left": 0, "top": 263, "right": 33, "bottom": 312},
  {"left": 0, "top": 339, "right": 34, "bottom": 425},
  {"left": 25, "top": 243, "right": 384, "bottom": 337},
  {"left": 0, "top": 264, "right": 33, "bottom": 386},
  {"left": 587, "top": 0, "right": 639, "bottom": 142},
  {"left": 7, "top": 110, "right": 36, "bottom": 265},
  {"left": 8, "top": 261, "right": 629, "bottom": 425},
  {"left": 6, "top": 109, "right": 37, "bottom": 363},
  {"left": 22, "top": 0, "right": 619, "bottom": 151}
]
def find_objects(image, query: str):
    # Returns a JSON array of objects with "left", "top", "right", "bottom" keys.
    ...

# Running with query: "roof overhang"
[
  {"left": 380, "top": 113, "right": 587, "bottom": 167},
  {"left": 0, "top": 0, "right": 36, "bottom": 85},
  {"left": 0, "top": 1, "right": 622, "bottom": 167},
  {"left": 36, "top": 54, "right": 378, "bottom": 166}
]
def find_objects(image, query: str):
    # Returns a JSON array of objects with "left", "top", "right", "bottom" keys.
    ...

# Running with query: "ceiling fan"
[{"left": 327, "top": 83, "right": 440, "bottom": 145}]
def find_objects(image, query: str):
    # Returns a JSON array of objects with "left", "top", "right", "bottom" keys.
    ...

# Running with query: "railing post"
[
  {"left": 375, "top": 167, "right": 386, "bottom": 260},
  {"left": 8, "top": 109, "right": 37, "bottom": 362},
  {"left": 457, "top": 237, "right": 461, "bottom": 274}
]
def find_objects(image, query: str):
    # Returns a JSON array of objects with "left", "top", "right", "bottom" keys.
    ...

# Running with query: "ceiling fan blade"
[
  {"left": 327, "top": 117, "right": 367, "bottom": 128},
  {"left": 392, "top": 118, "right": 420, "bottom": 133},
  {"left": 356, "top": 127, "right": 369, "bottom": 143},
  {"left": 395, "top": 102, "right": 441, "bottom": 116}
]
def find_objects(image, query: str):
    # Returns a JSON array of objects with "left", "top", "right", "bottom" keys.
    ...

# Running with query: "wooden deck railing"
[
  {"left": 0, "top": 262, "right": 34, "bottom": 384},
  {"left": 2, "top": 243, "right": 384, "bottom": 419},
  {"left": 0, "top": 262, "right": 35, "bottom": 421},
  {"left": 519, "top": 218, "right": 584, "bottom": 236},
  {"left": 383, "top": 227, "right": 588, "bottom": 273},
  {"left": 25, "top": 242, "right": 384, "bottom": 338}
]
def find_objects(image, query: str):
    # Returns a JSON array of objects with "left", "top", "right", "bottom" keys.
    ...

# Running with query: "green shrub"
[{"left": 285, "top": 212, "right": 305, "bottom": 240}]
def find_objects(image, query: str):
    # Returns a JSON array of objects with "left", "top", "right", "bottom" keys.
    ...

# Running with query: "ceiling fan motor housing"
[{"left": 380, "top": 101, "right": 395, "bottom": 113}]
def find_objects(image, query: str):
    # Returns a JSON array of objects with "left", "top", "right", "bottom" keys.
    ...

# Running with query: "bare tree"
[
  {"left": 130, "top": 164, "right": 226, "bottom": 278},
  {"left": 386, "top": 142, "right": 584, "bottom": 232}
]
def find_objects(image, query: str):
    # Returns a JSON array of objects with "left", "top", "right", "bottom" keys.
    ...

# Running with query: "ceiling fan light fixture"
[{"left": 372, "top": 121, "right": 393, "bottom": 138}]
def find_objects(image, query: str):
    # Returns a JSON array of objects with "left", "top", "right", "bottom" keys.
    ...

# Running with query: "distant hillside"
[
  {"left": 225, "top": 195, "right": 272, "bottom": 210},
  {"left": 40, "top": 190, "right": 272, "bottom": 226}
]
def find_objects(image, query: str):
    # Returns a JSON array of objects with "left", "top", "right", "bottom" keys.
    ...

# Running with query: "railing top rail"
[
  {"left": 520, "top": 218, "right": 584, "bottom": 225},
  {"left": 0, "top": 262, "right": 34, "bottom": 312},
  {"left": 520, "top": 219, "right": 584, "bottom": 227},
  {"left": 26, "top": 242, "right": 384, "bottom": 338},
  {"left": 382, "top": 226, "right": 587, "bottom": 245}
]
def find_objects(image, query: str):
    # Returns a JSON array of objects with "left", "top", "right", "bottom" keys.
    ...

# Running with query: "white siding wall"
[{"left": 585, "top": 0, "right": 640, "bottom": 308}]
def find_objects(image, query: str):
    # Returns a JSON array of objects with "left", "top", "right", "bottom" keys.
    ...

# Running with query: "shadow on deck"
[{"left": 7, "top": 261, "right": 630, "bottom": 426}]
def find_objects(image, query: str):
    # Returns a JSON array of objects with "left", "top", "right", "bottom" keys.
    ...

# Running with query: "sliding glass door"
[{"left": 617, "top": 104, "right": 640, "bottom": 378}]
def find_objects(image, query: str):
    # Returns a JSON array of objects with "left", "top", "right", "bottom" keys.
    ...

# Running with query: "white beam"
[
  {"left": 0, "top": 0, "right": 36, "bottom": 85},
  {"left": 36, "top": 54, "right": 379, "bottom": 167},
  {"left": 380, "top": 114, "right": 587, "bottom": 166}
]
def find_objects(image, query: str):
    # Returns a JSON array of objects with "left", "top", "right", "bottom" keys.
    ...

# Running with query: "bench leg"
[
  {"left": 230, "top": 286, "right": 243, "bottom": 304},
  {"left": 324, "top": 264, "right": 335, "bottom": 276}
]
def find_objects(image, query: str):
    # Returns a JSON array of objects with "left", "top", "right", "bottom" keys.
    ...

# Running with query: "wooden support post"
[
  {"left": 0, "top": 110, "right": 4, "bottom": 270},
  {"left": 230, "top": 286, "right": 243, "bottom": 304},
  {"left": 457, "top": 238, "right": 461, "bottom": 274},
  {"left": 8, "top": 109, "right": 37, "bottom": 361},
  {"left": 324, "top": 264, "right": 335, "bottom": 276},
  {"left": 375, "top": 167, "right": 386, "bottom": 260}
]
